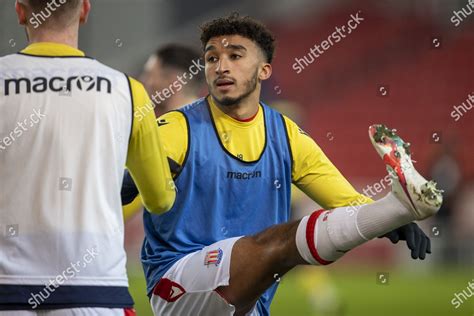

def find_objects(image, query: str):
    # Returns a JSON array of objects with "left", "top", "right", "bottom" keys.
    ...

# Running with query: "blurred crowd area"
[{"left": 260, "top": 0, "right": 474, "bottom": 268}]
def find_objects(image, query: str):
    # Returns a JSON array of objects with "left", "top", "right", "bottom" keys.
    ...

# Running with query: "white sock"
[{"left": 296, "top": 193, "right": 415, "bottom": 265}]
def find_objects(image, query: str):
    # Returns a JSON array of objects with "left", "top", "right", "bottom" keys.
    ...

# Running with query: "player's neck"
[{"left": 27, "top": 27, "right": 79, "bottom": 49}]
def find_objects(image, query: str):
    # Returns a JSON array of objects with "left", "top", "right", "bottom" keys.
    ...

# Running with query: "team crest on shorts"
[
  {"left": 322, "top": 211, "right": 330, "bottom": 222},
  {"left": 204, "top": 248, "right": 223, "bottom": 267}
]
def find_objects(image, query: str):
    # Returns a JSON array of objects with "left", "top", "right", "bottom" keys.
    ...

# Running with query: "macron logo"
[
  {"left": 227, "top": 171, "right": 262, "bottom": 180},
  {"left": 4, "top": 76, "right": 112, "bottom": 96}
]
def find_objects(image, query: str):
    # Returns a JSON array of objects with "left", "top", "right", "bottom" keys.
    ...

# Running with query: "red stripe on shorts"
[{"left": 124, "top": 308, "right": 136, "bottom": 316}]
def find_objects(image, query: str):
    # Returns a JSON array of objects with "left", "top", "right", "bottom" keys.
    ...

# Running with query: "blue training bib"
[{"left": 142, "top": 97, "right": 293, "bottom": 315}]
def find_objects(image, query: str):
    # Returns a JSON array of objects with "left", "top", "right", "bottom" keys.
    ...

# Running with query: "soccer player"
[
  {"left": 0, "top": 1, "right": 175, "bottom": 315},
  {"left": 122, "top": 14, "right": 443, "bottom": 315}
]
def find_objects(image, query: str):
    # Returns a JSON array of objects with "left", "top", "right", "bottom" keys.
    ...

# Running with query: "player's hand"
[
  {"left": 379, "top": 222, "right": 431, "bottom": 260},
  {"left": 121, "top": 170, "right": 139, "bottom": 205}
]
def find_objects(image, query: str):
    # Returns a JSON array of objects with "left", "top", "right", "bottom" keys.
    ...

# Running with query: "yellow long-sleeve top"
[
  {"left": 158, "top": 96, "right": 372, "bottom": 210},
  {"left": 126, "top": 77, "right": 175, "bottom": 214},
  {"left": 21, "top": 42, "right": 175, "bottom": 215}
]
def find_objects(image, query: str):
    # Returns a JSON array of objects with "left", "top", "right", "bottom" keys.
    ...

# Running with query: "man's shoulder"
[
  {"left": 178, "top": 97, "right": 208, "bottom": 114},
  {"left": 257, "top": 102, "right": 297, "bottom": 131},
  {"left": 0, "top": 53, "right": 17, "bottom": 61},
  {"left": 0, "top": 52, "right": 50, "bottom": 64},
  {"left": 158, "top": 110, "right": 186, "bottom": 126},
  {"left": 260, "top": 101, "right": 289, "bottom": 121}
]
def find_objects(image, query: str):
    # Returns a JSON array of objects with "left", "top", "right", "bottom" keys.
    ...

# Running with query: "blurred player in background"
[
  {"left": 122, "top": 13, "right": 443, "bottom": 316},
  {"left": 141, "top": 44, "right": 205, "bottom": 117},
  {"left": 123, "top": 44, "right": 205, "bottom": 220},
  {"left": 0, "top": 1, "right": 175, "bottom": 315}
]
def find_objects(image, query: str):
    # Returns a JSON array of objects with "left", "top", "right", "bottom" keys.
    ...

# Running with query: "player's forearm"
[
  {"left": 126, "top": 113, "right": 176, "bottom": 214},
  {"left": 295, "top": 172, "right": 373, "bottom": 209},
  {"left": 122, "top": 196, "right": 143, "bottom": 221},
  {"left": 126, "top": 140, "right": 176, "bottom": 214},
  {"left": 126, "top": 77, "right": 176, "bottom": 214},
  {"left": 291, "top": 144, "right": 374, "bottom": 209},
  {"left": 283, "top": 116, "right": 373, "bottom": 208}
]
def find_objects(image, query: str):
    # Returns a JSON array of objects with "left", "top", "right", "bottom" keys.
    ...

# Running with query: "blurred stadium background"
[{"left": 1, "top": 0, "right": 473, "bottom": 315}]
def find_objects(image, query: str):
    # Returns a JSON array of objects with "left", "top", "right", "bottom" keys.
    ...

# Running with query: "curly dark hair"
[{"left": 200, "top": 13, "right": 276, "bottom": 63}]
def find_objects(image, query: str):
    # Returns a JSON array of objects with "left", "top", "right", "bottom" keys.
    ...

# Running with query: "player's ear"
[
  {"left": 258, "top": 63, "right": 272, "bottom": 81},
  {"left": 79, "top": 0, "right": 91, "bottom": 24},
  {"left": 15, "top": 1, "right": 27, "bottom": 26}
]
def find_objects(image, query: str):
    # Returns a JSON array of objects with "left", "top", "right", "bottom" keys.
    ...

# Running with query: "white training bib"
[{"left": 0, "top": 53, "right": 132, "bottom": 288}]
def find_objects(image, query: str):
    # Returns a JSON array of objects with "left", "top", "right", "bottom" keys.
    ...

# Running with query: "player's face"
[
  {"left": 142, "top": 56, "right": 162, "bottom": 96},
  {"left": 141, "top": 56, "right": 173, "bottom": 101},
  {"left": 204, "top": 35, "right": 270, "bottom": 107}
]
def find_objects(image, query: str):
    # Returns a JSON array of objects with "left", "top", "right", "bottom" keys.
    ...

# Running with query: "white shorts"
[
  {"left": 0, "top": 308, "right": 134, "bottom": 316},
  {"left": 150, "top": 237, "right": 258, "bottom": 316}
]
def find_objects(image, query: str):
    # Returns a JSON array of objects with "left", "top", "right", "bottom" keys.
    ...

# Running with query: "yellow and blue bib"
[{"left": 141, "top": 97, "right": 293, "bottom": 314}]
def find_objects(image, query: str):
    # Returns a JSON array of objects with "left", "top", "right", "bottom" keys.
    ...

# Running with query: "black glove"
[
  {"left": 379, "top": 222, "right": 431, "bottom": 260},
  {"left": 121, "top": 158, "right": 179, "bottom": 206},
  {"left": 121, "top": 170, "right": 139, "bottom": 205}
]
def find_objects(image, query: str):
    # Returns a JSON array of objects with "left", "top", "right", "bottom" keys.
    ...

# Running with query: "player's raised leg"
[{"left": 217, "top": 124, "right": 443, "bottom": 315}]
